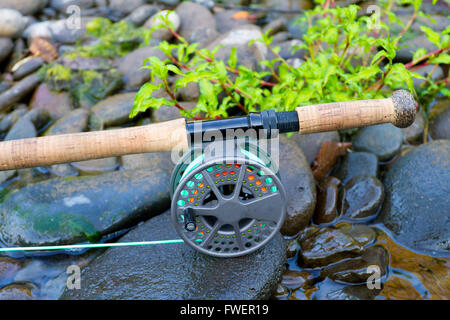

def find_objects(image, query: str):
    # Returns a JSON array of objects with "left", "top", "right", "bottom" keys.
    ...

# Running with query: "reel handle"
[
  {"left": 296, "top": 90, "right": 417, "bottom": 134},
  {"left": 0, "top": 90, "right": 416, "bottom": 171}
]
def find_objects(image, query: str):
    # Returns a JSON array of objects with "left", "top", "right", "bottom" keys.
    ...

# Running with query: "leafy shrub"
[{"left": 131, "top": 0, "right": 449, "bottom": 121}]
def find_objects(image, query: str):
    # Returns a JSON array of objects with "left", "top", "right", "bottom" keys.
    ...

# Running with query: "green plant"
[{"left": 131, "top": 1, "right": 449, "bottom": 123}]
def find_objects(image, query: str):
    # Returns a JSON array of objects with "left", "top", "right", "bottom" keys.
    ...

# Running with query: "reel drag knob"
[{"left": 171, "top": 150, "right": 286, "bottom": 258}]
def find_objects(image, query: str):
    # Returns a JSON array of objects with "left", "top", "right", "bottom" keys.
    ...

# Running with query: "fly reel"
[{"left": 170, "top": 140, "right": 286, "bottom": 258}]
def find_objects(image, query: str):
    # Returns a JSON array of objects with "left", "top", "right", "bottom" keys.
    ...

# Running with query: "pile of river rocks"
[{"left": 0, "top": 0, "right": 448, "bottom": 300}]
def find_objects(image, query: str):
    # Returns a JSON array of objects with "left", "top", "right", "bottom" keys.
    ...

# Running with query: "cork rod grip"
[
  {"left": 296, "top": 90, "right": 417, "bottom": 134},
  {"left": 0, "top": 118, "right": 189, "bottom": 171}
]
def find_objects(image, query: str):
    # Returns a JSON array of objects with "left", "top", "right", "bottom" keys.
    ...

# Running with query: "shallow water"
[{"left": 274, "top": 224, "right": 450, "bottom": 300}]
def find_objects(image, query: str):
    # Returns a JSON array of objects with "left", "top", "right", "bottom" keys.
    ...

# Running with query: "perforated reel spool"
[{"left": 170, "top": 141, "right": 286, "bottom": 257}]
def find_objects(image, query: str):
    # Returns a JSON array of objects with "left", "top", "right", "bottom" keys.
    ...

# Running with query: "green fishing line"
[{"left": 0, "top": 239, "right": 199, "bottom": 252}]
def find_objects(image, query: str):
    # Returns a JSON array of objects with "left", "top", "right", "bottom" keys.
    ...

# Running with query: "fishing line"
[{"left": 0, "top": 239, "right": 200, "bottom": 252}]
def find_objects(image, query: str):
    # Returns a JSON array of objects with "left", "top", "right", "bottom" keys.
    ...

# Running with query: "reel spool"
[{"left": 170, "top": 140, "right": 286, "bottom": 258}]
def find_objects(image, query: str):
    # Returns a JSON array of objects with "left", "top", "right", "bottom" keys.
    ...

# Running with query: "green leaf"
[
  {"left": 166, "top": 64, "right": 183, "bottom": 75},
  {"left": 420, "top": 26, "right": 441, "bottom": 48},
  {"left": 228, "top": 47, "right": 238, "bottom": 70},
  {"left": 430, "top": 53, "right": 450, "bottom": 64},
  {"left": 130, "top": 83, "right": 168, "bottom": 118}
]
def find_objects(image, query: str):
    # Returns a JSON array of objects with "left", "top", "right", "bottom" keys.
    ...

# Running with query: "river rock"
[
  {"left": 61, "top": 211, "right": 286, "bottom": 299},
  {"left": 338, "top": 175, "right": 384, "bottom": 221},
  {"left": 71, "top": 157, "right": 119, "bottom": 175},
  {"left": 297, "top": 225, "right": 364, "bottom": 268},
  {"left": 0, "top": 168, "right": 172, "bottom": 247},
  {"left": 125, "top": 4, "right": 159, "bottom": 27},
  {"left": 352, "top": 124, "right": 403, "bottom": 161},
  {"left": 337, "top": 223, "right": 376, "bottom": 247},
  {"left": 281, "top": 269, "right": 315, "bottom": 290},
  {"left": 0, "top": 104, "right": 27, "bottom": 133},
  {"left": 176, "top": 2, "right": 216, "bottom": 42},
  {"left": 334, "top": 152, "right": 379, "bottom": 185},
  {"left": 208, "top": 24, "right": 267, "bottom": 70},
  {"left": 290, "top": 131, "right": 340, "bottom": 165},
  {"left": 0, "top": 170, "right": 15, "bottom": 184},
  {"left": 215, "top": 10, "right": 253, "bottom": 34},
  {"left": 0, "top": 257, "right": 23, "bottom": 283},
  {"left": 118, "top": 46, "right": 167, "bottom": 90},
  {"left": 429, "top": 101, "right": 449, "bottom": 140},
  {"left": 0, "top": 38, "right": 13, "bottom": 66},
  {"left": 0, "top": 0, "right": 47, "bottom": 16},
  {"left": 88, "top": 92, "right": 135, "bottom": 130},
  {"left": 0, "top": 9, "right": 27, "bottom": 38},
  {"left": 313, "top": 176, "right": 340, "bottom": 225},
  {"left": 396, "top": 35, "right": 438, "bottom": 62},
  {"left": 152, "top": 101, "right": 196, "bottom": 122},
  {"left": 321, "top": 245, "right": 388, "bottom": 284},
  {"left": 402, "top": 111, "right": 425, "bottom": 143},
  {"left": 4, "top": 118, "right": 36, "bottom": 141},
  {"left": 0, "top": 74, "right": 41, "bottom": 113},
  {"left": 30, "top": 83, "right": 73, "bottom": 120},
  {"left": 377, "top": 140, "right": 450, "bottom": 253},
  {"left": 45, "top": 109, "right": 89, "bottom": 136},
  {"left": 263, "top": 18, "right": 287, "bottom": 37},
  {"left": 12, "top": 57, "right": 45, "bottom": 81},
  {"left": 0, "top": 283, "right": 37, "bottom": 300},
  {"left": 144, "top": 10, "right": 180, "bottom": 41},
  {"left": 279, "top": 135, "right": 316, "bottom": 236},
  {"left": 413, "top": 64, "right": 444, "bottom": 88},
  {"left": 50, "top": 0, "right": 94, "bottom": 11},
  {"left": 109, "top": 0, "right": 144, "bottom": 15}
]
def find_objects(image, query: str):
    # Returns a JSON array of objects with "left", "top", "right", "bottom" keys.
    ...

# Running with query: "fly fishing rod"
[{"left": 0, "top": 90, "right": 417, "bottom": 257}]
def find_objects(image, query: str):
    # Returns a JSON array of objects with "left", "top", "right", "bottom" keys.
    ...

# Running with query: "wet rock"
[
  {"left": 118, "top": 46, "right": 167, "bottom": 90},
  {"left": 0, "top": 282, "right": 36, "bottom": 300},
  {"left": 0, "top": 74, "right": 41, "bottom": 113},
  {"left": 334, "top": 152, "right": 379, "bottom": 185},
  {"left": 88, "top": 92, "right": 135, "bottom": 130},
  {"left": 273, "top": 284, "right": 289, "bottom": 300},
  {"left": 322, "top": 246, "right": 388, "bottom": 284},
  {"left": 189, "top": 27, "right": 219, "bottom": 47},
  {"left": 377, "top": 140, "right": 450, "bottom": 253},
  {"left": 0, "top": 0, "right": 46, "bottom": 16},
  {"left": 352, "top": 124, "right": 403, "bottom": 161},
  {"left": 30, "top": 83, "right": 73, "bottom": 120},
  {"left": 45, "top": 109, "right": 89, "bottom": 136},
  {"left": 61, "top": 211, "right": 286, "bottom": 299},
  {"left": 402, "top": 111, "right": 425, "bottom": 143},
  {"left": 336, "top": 223, "right": 376, "bottom": 247},
  {"left": 291, "top": 131, "right": 340, "bottom": 165},
  {"left": 281, "top": 269, "right": 315, "bottom": 290},
  {"left": 338, "top": 175, "right": 384, "bottom": 221},
  {"left": 0, "top": 38, "right": 14, "bottom": 64},
  {"left": 4, "top": 118, "right": 36, "bottom": 141},
  {"left": 325, "top": 283, "right": 381, "bottom": 300},
  {"left": 297, "top": 226, "right": 364, "bottom": 268},
  {"left": 276, "top": 39, "right": 305, "bottom": 60},
  {"left": 207, "top": 24, "right": 267, "bottom": 70},
  {"left": 429, "top": 101, "right": 449, "bottom": 140},
  {"left": 125, "top": 4, "right": 159, "bottom": 27},
  {"left": 72, "top": 157, "right": 120, "bottom": 175},
  {"left": 0, "top": 81, "right": 11, "bottom": 95},
  {"left": 0, "top": 257, "right": 23, "bottom": 283},
  {"left": 0, "top": 9, "right": 27, "bottom": 38},
  {"left": 144, "top": 10, "right": 180, "bottom": 41},
  {"left": 0, "top": 168, "right": 171, "bottom": 247},
  {"left": 263, "top": 18, "right": 287, "bottom": 37},
  {"left": 0, "top": 104, "right": 27, "bottom": 133},
  {"left": 152, "top": 101, "right": 196, "bottom": 122},
  {"left": 286, "top": 238, "right": 301, "bottom": 259},
  {"left": 176, "top": 2, "right": 216, "bottom": 42},
  {"left": 109, "top": 0, "right": 144, "bottom": 15},
  {"left": 413, "top": 64, "right": 444, "bottom": 88},
  {"left": 313, "top": 176, "right": 341, "bottom": 225},
  {"left": 215, "top": 10, "right": 253, "bottom": 34},
  {"left": 12, "top": 57, "right": 45, "bottom": 81},
  {"left": 279, "top": 135, "right": 316, "bottom": 236}
]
